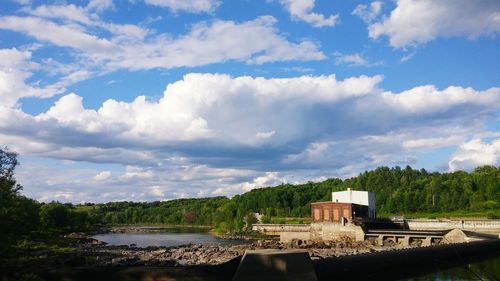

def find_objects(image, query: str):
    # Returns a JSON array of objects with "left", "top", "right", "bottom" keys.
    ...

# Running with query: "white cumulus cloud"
[
  {"left": 143, "top": 0, "right": 220, "bottom": 13},
  {"left": 448, "top": 139, "right": 500, "bottom": 171},
  {"left": 279, "top": 0, "right": 338, "bottom": 28},
  {"left": 94, "top": 171, "right": 112, "bottom": 181},
  {"left": 1, "top": 73, "right": 499, "bottom": 202},
  {"left": 352, "top": 1, "right": 383, "bottom": 23},
  {"left": 333, "top": 52, "right": 368, "bottom": 66},
  {"left": 368, "top": 0, "right": 500, "bottom": 48},
  {"left": 0, "top": 12, "right": 325, "bottom": 88},
  {"left": 0, "top": 48, "right": 66, "bottom": 108}
]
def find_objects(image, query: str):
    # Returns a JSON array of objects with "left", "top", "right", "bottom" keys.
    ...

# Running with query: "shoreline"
[
  {"left": 6, "top": 226, "right": 499, "bottom": 276},
  {"left": 98, "top": 225, "right": 270, "bottom": 241},
  {"left": 6, "top": 234, "right": 387, "bottom": 270},
  {"left": 3, "top": 240, "right": 500, "bottom": 281},
  {"left": 104, "top": 224, "right": 213, "bottom": 233}
]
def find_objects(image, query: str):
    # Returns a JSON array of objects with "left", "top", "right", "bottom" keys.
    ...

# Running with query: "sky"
[{"left": 0, "top": 0, "right": 499, "bottom": 203}]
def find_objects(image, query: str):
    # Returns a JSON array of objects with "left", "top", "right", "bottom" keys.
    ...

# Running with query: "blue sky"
[{"left": 0, "top": 0, "right": 499, "bottom": 203}]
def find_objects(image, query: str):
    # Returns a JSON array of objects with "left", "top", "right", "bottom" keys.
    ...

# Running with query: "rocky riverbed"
[{"left": 25, "top": 234, "right": 380, "bottom": 268}]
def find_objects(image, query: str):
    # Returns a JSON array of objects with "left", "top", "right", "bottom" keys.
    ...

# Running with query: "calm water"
[
  {"left": 402, "top": 256, "right": 500, "bottom": 281},
  {"left": 92, "top": 228, "right": 247, "bottom": 247}
]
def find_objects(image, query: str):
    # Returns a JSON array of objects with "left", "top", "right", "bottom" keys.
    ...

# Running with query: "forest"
[
  {"left": 91, "top": 166, "right": 499, "bottom": 231},
  {"left": 1, "top": 147, "right": 499, "bottom": 255}
]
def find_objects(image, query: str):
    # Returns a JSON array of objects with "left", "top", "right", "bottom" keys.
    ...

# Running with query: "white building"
[{"left": 332, "top": 188, "right": 376, "bottom": 218}]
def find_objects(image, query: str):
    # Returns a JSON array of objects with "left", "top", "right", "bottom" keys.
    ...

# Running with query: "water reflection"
[
  {"left": 92, "top": 228, "right": 248, "bottom": 247},
  {"left": 403, "top": 256, "right": 500, "bottom": 281}
]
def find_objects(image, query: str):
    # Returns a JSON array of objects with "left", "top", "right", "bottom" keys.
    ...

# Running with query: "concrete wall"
[
  {"left": 254, "top": 223, "right": 365, "bottom": 242},
  {"left": 252, "top": 224, "right": 310, "bottom": 235},
  {"left": 407, "top": 219, "right": 500, "bottom": 231},
  {"left": 310, "top": 223, "right": 365, "bottom": 242}
]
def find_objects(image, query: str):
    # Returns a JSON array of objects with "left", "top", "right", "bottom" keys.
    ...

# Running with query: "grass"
[
  {"left": 1, "top": 237, "right": 79, "bottom": 267},
  {"left": 15, "top": 238, "right": 79, "bottom": 253}
]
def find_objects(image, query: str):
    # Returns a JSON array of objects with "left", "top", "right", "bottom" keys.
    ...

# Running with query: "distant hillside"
[{"left": 77, "top": 165, "right": 499, "bottom": 232}]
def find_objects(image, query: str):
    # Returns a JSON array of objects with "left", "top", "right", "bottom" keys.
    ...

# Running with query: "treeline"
[
  {"left": 343, "top": 166, "right": 499, "bottom": 214},
  {"left": 84, "top": 179, "right": 342, "bottom": 232},
  {"left": 1, "top": 147, "right": 500, "bottom": 252},
  {"left": 72, "top": 166, "right": 499, "bottom": 233},
  {"left": 99, "top": 197, "right": 229, "bottom": 225},
  {"left": 1, "top": 149, "right": 103, "bottom": 255}
]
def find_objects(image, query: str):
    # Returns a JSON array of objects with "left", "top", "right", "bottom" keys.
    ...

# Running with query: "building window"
[
  {"left": 314, "top": 208, "right": 321, "bottom": 221},
  {"left": 323, "top": 209, "right": 330, "bottom": 221},
  {"left": 333, "top": 209, "right": 339, "bottom": 221},
  {"left": 343, "top": 209, "right": 350, "bottom": 219}
]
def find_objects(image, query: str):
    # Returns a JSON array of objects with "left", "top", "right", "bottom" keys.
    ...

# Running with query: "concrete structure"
[
  {"left": 251, "top": 223, "right": 365, "bottom": 243},
  {"left": 332, "top": 188, "right": 376, "bottom": 218},
  {"left": 310, "top": 223, "right": 365, "bottom": 242},
  {"left": 253, "top": 222, "right": 497, "bottom": 246},
  {"left": 406, "top": 219, "right": 500, "bottom": 232},
  {"left": 310, "top": 202, "right": 368, "bottom": 223},
  {"left": 232, "top": 250, "right": 318, "bottom": 281},
  {"left": 364, "top": 229, "right": 449, "bottom": 247},
  {"left": 252, "top": 188, "right": 500, "bottom": 247},
  {"left": 252, "top": 224, "right": 310, "bottom": 236}
]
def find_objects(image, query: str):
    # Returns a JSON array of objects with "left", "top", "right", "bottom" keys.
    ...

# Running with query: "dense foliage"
[
  {"left": 99, "top": 197, "right": 229, "bottom": 225},
  {"left": 0, "top": 148, "right": 40, "bottom": 254},
  {"left": 343, "top": 166, "right": 500, "bottom": 215},
  {"left": 1, "top": 147, "right": 499, "bottom": 246},
  {"left": 72, "top": 166, "right": 499, "bottom": 232}
]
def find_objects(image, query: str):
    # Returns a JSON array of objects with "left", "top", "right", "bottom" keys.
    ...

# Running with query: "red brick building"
[{"left": 311, "top": 202, "right": 368, "bottom": 223}]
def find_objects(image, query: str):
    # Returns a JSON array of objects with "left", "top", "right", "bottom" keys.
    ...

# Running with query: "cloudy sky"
[{"left": 1, "top": 0, "right": 499, "bottom": 203}]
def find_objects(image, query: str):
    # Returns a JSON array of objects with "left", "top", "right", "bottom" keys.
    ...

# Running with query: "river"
[
  {"left": 92, "top": 227, "right": 248, "bottom": 247},
  {"left": 91, "top": 229, "right": 500, "bottom": 280},
  {"left": 401, "top": 256, "right": 500, "bottom": 281}
]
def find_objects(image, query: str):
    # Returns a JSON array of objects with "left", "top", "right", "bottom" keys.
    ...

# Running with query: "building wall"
[
  {"left": 332, "top": 189, "right": 376, "bottom": 218},
  {"left": 311, "top": 202, "right": 368, "bottom": 223}
]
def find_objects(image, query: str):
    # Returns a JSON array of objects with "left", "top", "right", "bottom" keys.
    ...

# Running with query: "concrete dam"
[
  {"left": 252, "top": 188, "right": 500, "bottom": 246},
  {"left": 252, "top": 219, "right": 500, "bottom": 247}
]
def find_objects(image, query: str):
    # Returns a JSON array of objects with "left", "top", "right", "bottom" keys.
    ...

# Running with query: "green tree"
[
  {"left": 0, "top": 148, "right": 40, "bottom": 254},
  {"left": 40, "top": 202, "right": 71, "bottom": 231}
]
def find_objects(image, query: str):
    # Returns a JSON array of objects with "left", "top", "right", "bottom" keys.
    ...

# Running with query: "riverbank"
[
  {"left": 5, "top": 239, "right": 500, "bottom": 281},
  {"left": 3, "top": 234, "right": 378, "bottom": 270},
  {"left": 107, "top": 225, "right": 210, "bottom": 234},
  {"left": 101, "top": 225, "right": 272, "bottom": 241},
  {"left": 85, "top": 237, "right": 376, "bottom": 266}
]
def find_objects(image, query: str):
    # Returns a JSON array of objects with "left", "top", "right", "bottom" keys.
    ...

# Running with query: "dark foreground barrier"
[
  {"left": 2, "top": 240, "right": 500, "bottom": 281},
  {"left": 314, "top": 239, "right": 500, "bottom": 281},
  {"left": 3, "top": 257, "right": 242, "bottom": 281}
]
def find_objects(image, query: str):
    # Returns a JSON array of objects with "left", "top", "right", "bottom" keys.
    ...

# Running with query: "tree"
[
  {"left": 0, "top": 148, "right": 21, "bottom": 199},
  {"left": 0, "top": 147, "right": 40, "bottom": 253},
  {"left": 183, "top": 210, "right": 197, "bottom": 224},
  {"left": 244, "top": 212, "right": 257, "bottom": 231},
  {"left": 40, "top": 202, "right": 71, "bottom": 230}
]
